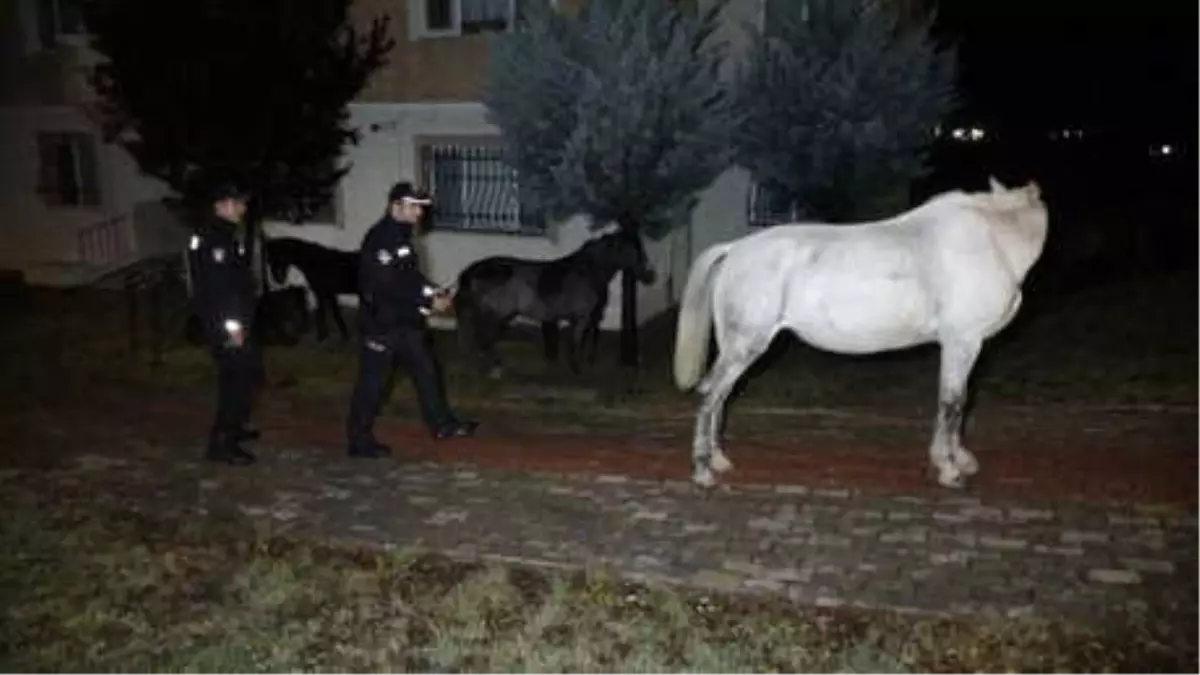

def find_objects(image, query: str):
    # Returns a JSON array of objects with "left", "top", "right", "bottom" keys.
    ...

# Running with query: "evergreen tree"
[
  {"left": 733, "top": 0, "right": 958, "bottom": 223},
  {"left": 483, "top": 0, "right": 737, "bottom": 368},
  {"left": 81, "top": 0, "right": 393, "bottom": 225}
]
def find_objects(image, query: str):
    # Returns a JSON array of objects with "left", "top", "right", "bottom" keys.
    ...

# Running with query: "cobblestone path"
[{"left": 4, "top": 442, "right": 1195, "bottom": 638}]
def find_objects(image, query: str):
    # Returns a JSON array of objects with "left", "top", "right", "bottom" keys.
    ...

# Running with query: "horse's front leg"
[
  {"left": 931, "top": 338, "right": 982, "bottom": 488},
  {"left": 563, "top": 319, "right": 588, "bottom": 375}
]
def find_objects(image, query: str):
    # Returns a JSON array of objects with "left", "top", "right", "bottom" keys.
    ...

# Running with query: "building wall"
[
  {"left": 262, "top": 101, "right": 686, "bottom": 330},
  {"left": 0, "top": 105, "right": 169, "bottom": 270}
]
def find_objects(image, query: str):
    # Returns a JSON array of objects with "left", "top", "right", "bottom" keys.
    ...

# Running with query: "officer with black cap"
[
  {"left": 346, "top": 181, "right": 478, "bottom": 458},
  {"left": 186, "top": 182, "right": 262, "bottom": 465}
]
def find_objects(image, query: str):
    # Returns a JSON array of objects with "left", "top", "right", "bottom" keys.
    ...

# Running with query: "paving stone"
[
  {"left": 979, "top": 535, "right": 1028, "bottom": 551},
  {"left": 1118, "top": 557, "right": 1176, "bottom": 575},
  {"left": 1062, "top": 529, "right": 1110, "bottom": 545},
  {"left": 1087, "top": 568, "right": 1142, "bottom": 585}
]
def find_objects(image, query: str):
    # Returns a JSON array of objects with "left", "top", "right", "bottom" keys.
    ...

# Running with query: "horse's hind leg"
[
  {"left": 541, "top": 321, "right": 560, "bottom": 363},
  {"left": 328, "top": 295, "right": 351, "bottom": 344},
  {"left": 931, "top": 338, "right": 983, "bottom": 488},
  {"left": 691, "top": 341, "right": 768, "bottom": 487}
]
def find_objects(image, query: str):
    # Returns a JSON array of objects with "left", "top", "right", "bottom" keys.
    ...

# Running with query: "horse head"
[
  {"left": 983, "top": 176, "right": 1049, "bottom": 281},
  {"left": 587, "top": 230, "right": 656, "bottom": 284}
]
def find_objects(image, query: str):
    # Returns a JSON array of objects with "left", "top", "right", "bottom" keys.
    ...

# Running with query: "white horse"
[{"left": 673, "top": 177, "right": 1049, "bottom": 489}]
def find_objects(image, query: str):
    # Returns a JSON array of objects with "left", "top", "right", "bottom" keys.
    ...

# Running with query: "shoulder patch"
[{"left": 376, "top": 249, "right": 393, "bottom": 265}]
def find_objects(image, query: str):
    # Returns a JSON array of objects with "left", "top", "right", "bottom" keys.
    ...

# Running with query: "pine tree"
[
  {"left": 483, "top": 0, "right": 737, "bottom": 368},
  {"left": 733, "top": 0, "right": 958, "bottom": 223},
  {"left": 81, "top": 0, "right": 393, "bottom": 224}
]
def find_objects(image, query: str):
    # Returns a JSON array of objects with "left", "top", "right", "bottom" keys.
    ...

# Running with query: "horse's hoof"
[
  {"left": 953, "top": 449, "right": 979, "bottom": 476},
  {"left": 692, "top": 466, "right": 716, "bottom": 488},
  {"left": 709, "top": 449, "right": 734, "bottom": 474},
  {"left": 936, "top": 467, "right": 968, "bottom": 489}
]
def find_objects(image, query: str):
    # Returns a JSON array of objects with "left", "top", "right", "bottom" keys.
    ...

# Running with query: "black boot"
[
  {"left": 348, "top": 437, "right": 392, "bottom": 458},
  {"left": 432, "top": 418, "right": 478, "bottom": 440},
  {"left": 236, "top": 425, "right": 261, "bottom": 442},
  {"left": 206, "top": 433, "right": 256, "bottom": 466}
]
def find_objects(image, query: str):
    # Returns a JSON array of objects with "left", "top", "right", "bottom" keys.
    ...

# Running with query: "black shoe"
[
  {"left": 236, "top": 425, "right": 261, "bottom": 442},
  {"left": 206, "top": 438, "right": 257, "bottom": 466},
  {"left": 349, "top": 438, "right": 392, "bottom": 458},
  {"left": 432, "top": 419, "right": 478, "bottom": 440}
]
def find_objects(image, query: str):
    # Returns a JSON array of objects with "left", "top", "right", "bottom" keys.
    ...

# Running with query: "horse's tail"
[{"left": 673, "top": 242, "right": 732, "bottom": 391}]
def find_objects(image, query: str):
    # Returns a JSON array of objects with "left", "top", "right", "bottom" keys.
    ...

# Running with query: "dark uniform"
[
  {"left": 187, "top": 185, "right": 261, "bottom": 465},
  {"left": 346, "top": 183, "right": 477, "bottom": 458}
]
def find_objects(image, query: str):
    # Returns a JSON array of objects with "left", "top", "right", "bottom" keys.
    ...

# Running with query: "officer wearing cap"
[
  {"left": 346, "top": 181, "right": 478, "bottom": 458},
  {"left": 186, "top": 182, "right": 262, "bottom": 466}
]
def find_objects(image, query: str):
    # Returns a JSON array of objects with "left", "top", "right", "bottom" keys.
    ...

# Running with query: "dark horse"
[
  {"left": 453, "top": 230, "right": 656, "bottom": 377},
  {"left": 264, "top": 237, "right": 359, "bottom": 343}
]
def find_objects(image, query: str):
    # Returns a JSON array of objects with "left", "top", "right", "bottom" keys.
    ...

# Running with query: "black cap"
[
  {"left": 387, "top": 182, "right": 433, "bottom": 206},
  {"left": 212, "top": 182, "right": 248, "bottom": 202}
]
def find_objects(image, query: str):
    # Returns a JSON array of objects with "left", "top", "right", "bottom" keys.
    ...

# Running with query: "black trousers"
[
  {"left": 346, "top": 327, "right": 454, "bottom": 445},
  {"left": 209, "top": 339, "right": 262, "bottom": 444}
]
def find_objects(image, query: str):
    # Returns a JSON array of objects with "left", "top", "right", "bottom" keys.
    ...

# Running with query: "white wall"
[
  {"left": 0, "top": 105, "right": 170, "bottom": 270},
  {"left": 262, "top": 101, "right": 696, "bottom": 330}
]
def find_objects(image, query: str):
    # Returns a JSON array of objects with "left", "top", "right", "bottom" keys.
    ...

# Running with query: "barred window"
[
  {"left": 746, "top": 179, "right": 797, "bottom": 228},
  {"left": 419, "top": 143, "right": 544, "bottom": 235}
]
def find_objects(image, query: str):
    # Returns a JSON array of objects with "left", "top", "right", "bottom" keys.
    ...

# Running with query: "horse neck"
[{"left": 570, "top": 246, "right": 622, "bottom": 287}]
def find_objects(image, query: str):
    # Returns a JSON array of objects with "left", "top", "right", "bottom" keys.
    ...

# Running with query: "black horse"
[
  {"left": 453, "top": 230, "right": 656, "bottom": 377},
  {"left": 264, "top": 237, "right": 359, "bottom": 344}
]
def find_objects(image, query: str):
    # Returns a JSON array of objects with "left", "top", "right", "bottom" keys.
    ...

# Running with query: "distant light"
[
  {"left": 1050, "top": 128, "right": 1084, "bottom": 141},
  {"left": 1161, "top": 144, "right": 1173, "bottom": 155},
  {"left": 950, "top": 126, "right": 986, "bottom": 142}
]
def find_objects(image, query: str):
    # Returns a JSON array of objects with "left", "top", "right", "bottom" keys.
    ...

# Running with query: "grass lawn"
[{"left": 1, "top": 482, "right": 1191, "bottom": 673}]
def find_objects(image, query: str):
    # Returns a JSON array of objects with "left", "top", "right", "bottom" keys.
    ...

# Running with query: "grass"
[
  {"left": 1, "top": 478, "right": 1192, "bottom": 673},
  {"left": 3, "top": 268, "right": 1193, "bottom": 416}
]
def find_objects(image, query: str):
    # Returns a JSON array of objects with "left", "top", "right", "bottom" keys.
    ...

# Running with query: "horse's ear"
[
  {"left": 1024, "top": 181, "right": 1041, "bottom": 201},
  {"left": 988, "top": 175, "right": 1006, "bottom": 193}
]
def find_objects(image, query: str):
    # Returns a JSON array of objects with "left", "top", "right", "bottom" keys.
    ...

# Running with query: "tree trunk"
[
  {"left": 620, "top": 265, "right": 638, "bottom": 367},
  {"left": 617, "top": 219, "right": 639, "bottom": 368}
]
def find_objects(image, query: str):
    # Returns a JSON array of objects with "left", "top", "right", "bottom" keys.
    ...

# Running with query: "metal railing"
[
  {"left": 78, "top": 214, "right": 130, "bottom": 266},
  {"left": 420, "top": 144, "right": 545, "bottom": 235}
]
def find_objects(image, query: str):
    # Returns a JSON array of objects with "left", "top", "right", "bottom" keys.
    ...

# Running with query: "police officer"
[
  {"left": 346, "top": 182, "right": 478, "bottom": 458},
  {"left": 187, "top": 183, "right": 262, "bottom": 466}
]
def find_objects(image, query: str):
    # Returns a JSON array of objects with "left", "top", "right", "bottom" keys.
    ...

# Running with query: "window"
[
  {"left": 414, "top": 0, "right": 536, "bottom": 38},
  {"left": 746, "top": 179, "right": 797, "bottom": 228},
  {"left": 37, "top": 0, "right": 85, "bottom": 48},
  {"left": 37, "top": 132, "right": 101, "bottom": 207},
  {"left": 419, "top": 141, "right": 544, "bottom": 235}
]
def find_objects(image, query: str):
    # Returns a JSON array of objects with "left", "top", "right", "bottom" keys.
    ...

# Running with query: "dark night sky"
[{"left": 927, "top": 0, "right": 1197, "bottom": 140}]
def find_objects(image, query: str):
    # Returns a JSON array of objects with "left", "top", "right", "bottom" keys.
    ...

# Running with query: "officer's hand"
[
  {"left": 431, "top": 294, "right": 453, "bottom": 314},
  {"left": 223, "top": 319, "right": 246, "bottom": 348}
]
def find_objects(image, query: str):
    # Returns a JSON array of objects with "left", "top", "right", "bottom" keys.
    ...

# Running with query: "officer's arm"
[{"left": 395, "top": 244, "right": 440, "bottom": 315}]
